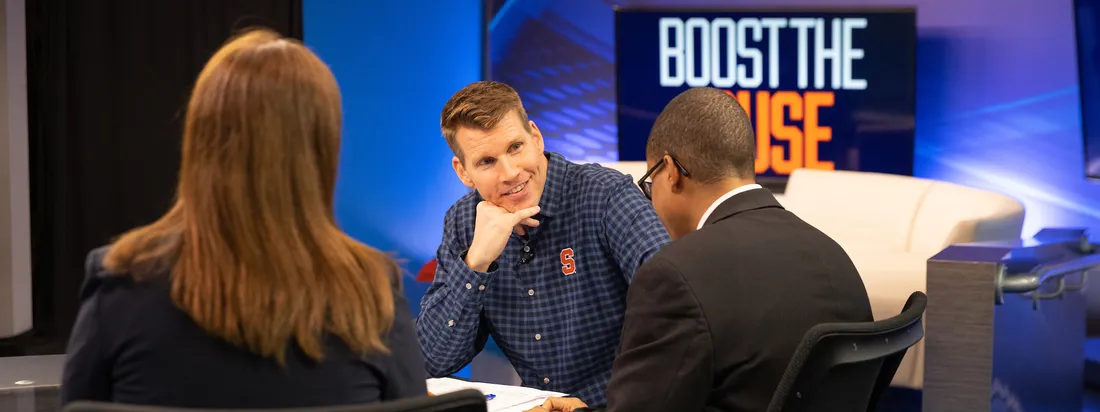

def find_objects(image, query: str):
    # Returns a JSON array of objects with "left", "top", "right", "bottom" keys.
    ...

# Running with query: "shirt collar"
[
  {"left": 537, "top": 152, "right": 567, "bottom": 218},
  {"left": 696, "top": 184, "right": 763, "bottom": 229}
]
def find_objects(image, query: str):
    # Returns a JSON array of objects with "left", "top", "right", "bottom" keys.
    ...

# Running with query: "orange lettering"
[
  {"left": 732, "top": 90, "right": 752, "bottom": 115},
  {"left": 720, "top": 89, "right": 834, "bottom": 176},
  {"left": 770, "top": 91, "right": 803, "bottom": 175},
  {"left": 804, "top": 92, "right": 835, "bottom": 170},
  {"left": 754, "top": 91, "right": 771, "bottom": 174}
]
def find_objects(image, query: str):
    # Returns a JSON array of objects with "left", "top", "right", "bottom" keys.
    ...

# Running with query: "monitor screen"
[
  {"left": 615, "top": 7, "right": 917, "bottom": 180},
  {"left": 1076, "top": 0, "right": 1100, "bottom": 179}
]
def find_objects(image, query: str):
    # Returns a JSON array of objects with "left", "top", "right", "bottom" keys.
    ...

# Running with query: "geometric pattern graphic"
[{"left": 491, "top": 9, "right": 619, "bottom": 163}]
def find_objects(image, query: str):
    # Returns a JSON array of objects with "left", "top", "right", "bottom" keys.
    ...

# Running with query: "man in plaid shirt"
[{"left": 416, "top": 81, "right": 669, "bottom": 407}]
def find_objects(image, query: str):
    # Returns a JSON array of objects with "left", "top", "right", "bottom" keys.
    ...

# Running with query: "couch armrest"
[{"left": 910, "top": 183, "right": 1025, "bottom": 256}]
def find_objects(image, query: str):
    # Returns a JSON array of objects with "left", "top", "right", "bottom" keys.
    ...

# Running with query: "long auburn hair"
[{"left": 103, "top": 28, "right": 397, "bottom": 363}]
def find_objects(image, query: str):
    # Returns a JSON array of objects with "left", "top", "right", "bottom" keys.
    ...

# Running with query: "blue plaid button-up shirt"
[{"left": 416, "top": 152, "right": 669, "bottom": 406}]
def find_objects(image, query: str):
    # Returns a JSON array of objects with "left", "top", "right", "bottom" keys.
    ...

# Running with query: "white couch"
[
  {"left": 778, "top": 168, "right": 1025, "bottom": 388},
  {"left": 601, "top": 163, "right": 1026, "bottom": 389}
]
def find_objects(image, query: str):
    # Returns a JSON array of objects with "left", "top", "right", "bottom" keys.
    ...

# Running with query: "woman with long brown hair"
[{"left": 59, "top": 28, "right": 426, "bottom": 408}]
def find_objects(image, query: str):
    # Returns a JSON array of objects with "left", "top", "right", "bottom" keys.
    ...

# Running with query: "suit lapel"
[{"left": 703, "top": 188, "right": 784, "bottom": 227}]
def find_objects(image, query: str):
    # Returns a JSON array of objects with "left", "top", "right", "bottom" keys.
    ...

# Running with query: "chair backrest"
[
  {"left": 63, "top": 389, "right": 487, "bottom": 412},
  {"left": 766, "top": 291, "right": 927, "bottom": 412}
]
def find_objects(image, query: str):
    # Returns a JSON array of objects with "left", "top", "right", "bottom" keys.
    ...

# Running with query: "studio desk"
[{"left": 924, "top": 228, "right": 1096, "bottom": 412}]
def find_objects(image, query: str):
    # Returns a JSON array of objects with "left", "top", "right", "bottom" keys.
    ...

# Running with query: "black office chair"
[
  {"left": 765, "top": 291, "right": 927, "bottom": 412},
  {"left": 62, "top": 389, "right": 487, "bottom": 412}
]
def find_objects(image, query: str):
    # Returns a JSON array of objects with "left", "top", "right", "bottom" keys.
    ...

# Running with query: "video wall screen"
[{"left": 615, "top": 7, "right": 917, "bottom": 179}]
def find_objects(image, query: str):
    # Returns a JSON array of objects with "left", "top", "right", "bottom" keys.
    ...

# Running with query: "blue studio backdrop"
[
  {"left": 305, "top": 0, "right": 1098, "bottom": 374},
  {"left": 302, "top": 0, "right": 481, "bottom": 318}
]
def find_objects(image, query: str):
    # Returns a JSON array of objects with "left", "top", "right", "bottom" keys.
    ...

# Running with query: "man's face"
[
  {"left": 646, "top": 155, "right": 692, "bottom": 240},
  {"left": 452, "top": 111, "right": 547, "bottom": 213}
]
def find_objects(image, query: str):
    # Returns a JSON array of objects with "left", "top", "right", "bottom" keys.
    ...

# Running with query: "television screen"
[
  {"left": 1076, "top": 0, "right": 1100, "bottom": 179},
  {"left": 615, "top": 7, "right": 917, "bottom": 180}
]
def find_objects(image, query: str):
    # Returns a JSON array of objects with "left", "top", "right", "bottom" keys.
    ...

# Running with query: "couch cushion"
[
  {"left": 783, "top": 169, "right": 934, "bottom": 253},
  {"left": 842, "top": 247, "right": 928, "bottom": 389},
  {"left": 842, "top": 249, "right": 928, "bottom": 317}
]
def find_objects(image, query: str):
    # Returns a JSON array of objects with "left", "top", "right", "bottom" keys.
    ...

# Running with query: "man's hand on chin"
[
  {"left": 524, "top": 397, "right": 589, "bottom": 412},
  {"left": 466, "top": 201, "right": 541, "bottom": 271}
]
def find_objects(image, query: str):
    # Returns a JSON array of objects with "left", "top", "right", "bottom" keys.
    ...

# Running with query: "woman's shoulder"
[{"left": 79, "top": 245, "right": 143, "bottom": 302}]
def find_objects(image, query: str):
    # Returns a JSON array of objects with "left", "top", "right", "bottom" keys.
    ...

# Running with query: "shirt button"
[
  {"left": 535, "top": 333, "right": 542, "bottom": 340},
  {"left": 523, "top": 246, "right": 531, "bottom": 252},
  {"left": 544, "top": 377, "right": 550, "bottom": 384},
  {"left": 465, "top": 283, "right": 472, "bottom": 289},
  {"left": 478, "top": 285, "right": 486, "bottom": 291},
  {"left": 528, "top": 289, "right": 535, "bottom": 296},
  {"left": 447, "top": 320, "right": 455, "bottom": 327}
]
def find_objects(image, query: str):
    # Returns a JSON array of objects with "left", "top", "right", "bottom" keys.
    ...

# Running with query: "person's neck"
[{"left": 685, "top": 177, "right": 756, "bottom": 227}]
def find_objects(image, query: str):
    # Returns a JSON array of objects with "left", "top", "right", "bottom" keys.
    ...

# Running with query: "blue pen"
[{"left": 485, "top": 394, "right": 496, "bottom": 401}]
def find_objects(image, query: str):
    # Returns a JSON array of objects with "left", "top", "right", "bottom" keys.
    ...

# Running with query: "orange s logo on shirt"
[{"left": 560, "top": 248, "right": 576, "bottom": 276}]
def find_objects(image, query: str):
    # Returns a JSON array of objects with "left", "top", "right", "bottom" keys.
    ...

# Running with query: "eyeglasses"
[{"left": 637, "top": 153, "right": 691, "bottom": 200}]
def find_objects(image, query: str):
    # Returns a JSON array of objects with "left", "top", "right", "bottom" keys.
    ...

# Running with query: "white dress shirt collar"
[{"left": 696, "top": 184, "right": 764, "bottom": 229}]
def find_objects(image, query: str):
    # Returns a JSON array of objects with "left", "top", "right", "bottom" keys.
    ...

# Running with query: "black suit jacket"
[
  {"left": 602, "top": 188, "right": 873, "bottom": 412},
  {"left": 60, "top": 246, "right": 428, "bottom": 408}
]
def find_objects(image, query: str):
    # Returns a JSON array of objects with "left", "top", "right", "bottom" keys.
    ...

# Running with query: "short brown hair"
[
  {"left": 440, "top": 81, "right": 531, "bottom": 161},
  {"left": 104, "top": 28, "right": 398, "bottom": 364},
  {"left": 646, "top": 87, "right": 756, "bottom": 183}
]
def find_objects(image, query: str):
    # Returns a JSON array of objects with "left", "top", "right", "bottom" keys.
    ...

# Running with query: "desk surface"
[
  {"left": 0, "top": 386, "right": 60, "bottom": 412},
  {"left": 0, "top": 355, "right": 64, "bottom": 390},
  {"left": 0, "top": 355, "right": 63, "bottom": 412},
  {"left": 0, "top": 355, "right": 545, "bottom": 412}
]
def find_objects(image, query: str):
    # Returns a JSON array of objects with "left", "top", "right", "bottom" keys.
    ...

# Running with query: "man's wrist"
[{"left": 461, "top": 249, "right": 498, "bottom": 273}]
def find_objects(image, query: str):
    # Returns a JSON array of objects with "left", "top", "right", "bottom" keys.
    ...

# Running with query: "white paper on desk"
[
  {"left": 496, "top": 398, "right": 562, "bottom": 412},
  {"left": 426, "top": 378, "right": 567, "bottom": 412}
]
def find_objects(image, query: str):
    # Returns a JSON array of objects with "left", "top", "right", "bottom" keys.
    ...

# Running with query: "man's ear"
[
  {"left": 665, "top": 155, "right": 685, "bottom": 194},
  {"left": 452, "top": 156, "right": 474, "bottom": 188},
  {"left": 529, "top": 120, "right": 544, "bottom": 152}
]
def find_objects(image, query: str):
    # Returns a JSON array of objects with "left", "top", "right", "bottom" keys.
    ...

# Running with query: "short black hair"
[{"left": 645, "top": 87, "right": 755, "bottom": 183}]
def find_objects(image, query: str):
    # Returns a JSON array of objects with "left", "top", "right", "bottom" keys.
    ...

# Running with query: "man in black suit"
[{"left": 530, "top": 87, "right": 873, "bottom": 412}]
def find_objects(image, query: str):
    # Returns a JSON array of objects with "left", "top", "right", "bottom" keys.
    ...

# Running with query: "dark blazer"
[
  {"left": 603, "top": 188, "right": 873, "bottom": 412},
  {"left": 60, "top": 246, "right": 427, "bottom": 408}
]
